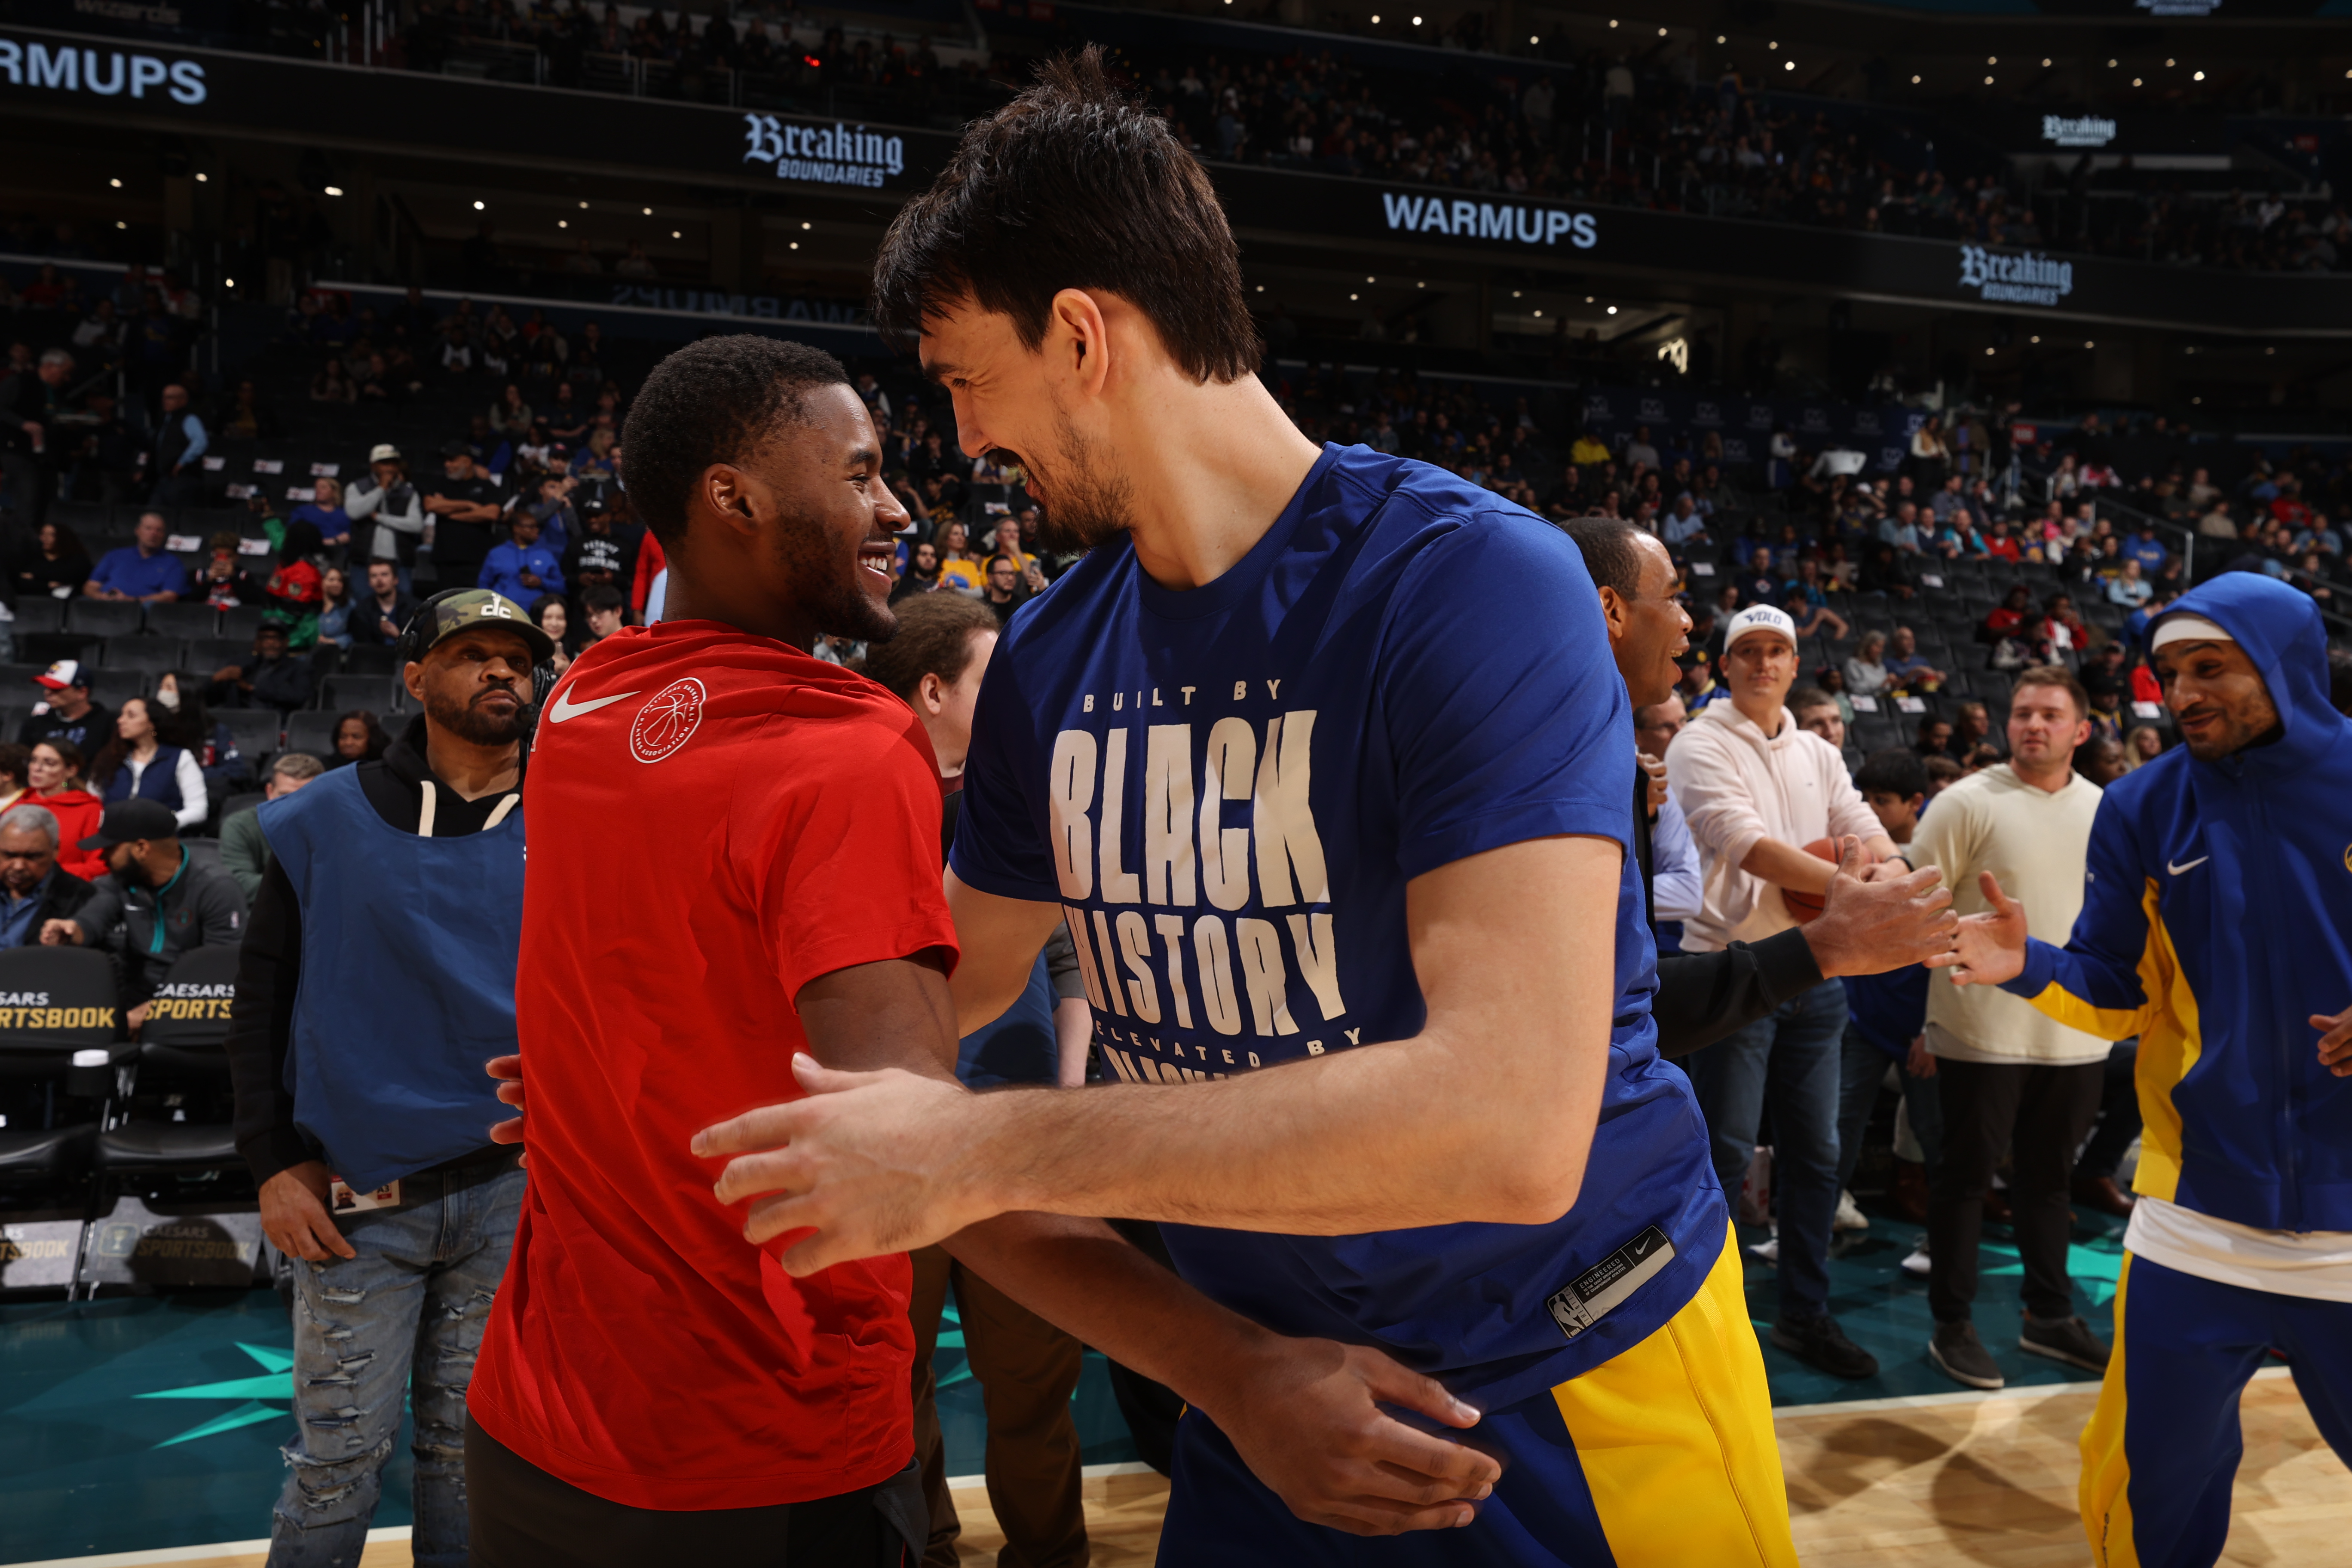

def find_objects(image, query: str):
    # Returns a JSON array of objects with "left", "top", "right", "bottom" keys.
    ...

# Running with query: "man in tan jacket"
[
  {"left": 1667, "top": 605, "right": 1903, "bottom": 1379},
  {"left": 1905, "top": 665, "right": 2111, "bottom": 1390}
]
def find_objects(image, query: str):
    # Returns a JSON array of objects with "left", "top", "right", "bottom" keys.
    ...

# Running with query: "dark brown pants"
[{"left": 908, "top": 1245, "right": 1089, "bottom": 1568}]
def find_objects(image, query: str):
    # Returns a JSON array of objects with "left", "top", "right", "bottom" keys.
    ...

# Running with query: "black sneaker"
[
  {"left": 2020, "top": 1314, "right": 2110, "bottom": 1372},
  {"left": 1929, "top": 1320, "right": 2006, "bottom": 1389},
  {"left": 1771, "top": 1313, "right": 1880, "bottom": 1379}
]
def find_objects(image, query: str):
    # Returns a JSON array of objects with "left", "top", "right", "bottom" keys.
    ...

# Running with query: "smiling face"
[
  {"left": 722, "top": 381, "right": 910, "bottom": 643},
  {"left": 2157, "top": 638, "right": 2280, "bottom": 761},
  {"left": 1614, "top": 534, "right": 1692, "bottom": 709},
  {"left": 918, "top": 297, "right": 1134, "bottom": 554},
  {"left": 1723, "top": 631, "right": 1797, "bottom": 715}
]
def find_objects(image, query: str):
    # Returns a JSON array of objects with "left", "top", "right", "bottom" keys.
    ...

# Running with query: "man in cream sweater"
[
  {"left": 1906, "top": 665, "right": 2110, "bottom": 1389},
  {"left": 1667, "top": 604, "right": 1904, "bottom": 1378}
]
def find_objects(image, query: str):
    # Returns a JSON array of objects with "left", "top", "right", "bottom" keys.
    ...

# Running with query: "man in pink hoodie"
[{"left": 1665, "top": 604, "right": 1903, "bottom": 1379}]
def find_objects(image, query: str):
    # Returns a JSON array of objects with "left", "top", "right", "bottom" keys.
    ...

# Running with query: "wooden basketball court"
[{"left": 35, "top": 1368, "right": 2342, "bottom": 1568}]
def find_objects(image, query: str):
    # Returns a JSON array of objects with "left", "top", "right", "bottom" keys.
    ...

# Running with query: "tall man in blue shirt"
[
  {"left": 86, "top": 511, "right": 190, "bottom": 603},
  {"left": 226, "top": 589, "right": 550, "bottom": 1568},
  {"left": 692, "top": 52, "right": 1800, "bottom": 1565}
]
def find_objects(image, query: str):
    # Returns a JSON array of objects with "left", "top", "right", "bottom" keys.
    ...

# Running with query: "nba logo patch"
[{"left": 1546, "top": 1227, "right": 1676, "bottom": 1341}]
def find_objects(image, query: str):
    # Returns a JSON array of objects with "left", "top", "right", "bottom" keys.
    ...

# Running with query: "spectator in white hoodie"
[{"left": 1666, "top": 603, "right": 1902, "bottom": 1381}]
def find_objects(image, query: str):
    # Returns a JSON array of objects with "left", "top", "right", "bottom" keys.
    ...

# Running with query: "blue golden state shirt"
[{"left": 952, "top": 444, "right": 1724, "bottom": 1412}]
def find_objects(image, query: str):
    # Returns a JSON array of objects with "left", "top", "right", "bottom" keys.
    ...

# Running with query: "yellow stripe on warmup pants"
[
  {"left": 1549, "top": 1222, "right": 1799, "bottom": 1568},
  {"left": 2079, "top": 1253, "right": 2141, "bottom": 1568}
]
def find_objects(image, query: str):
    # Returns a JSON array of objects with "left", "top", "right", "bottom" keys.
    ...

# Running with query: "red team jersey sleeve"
[
  {"left": 734, "top": 707, "right": 959, "bottom": 999},
  {"left": 469, "top": 624, "right": 959, "bottom": 1513}
]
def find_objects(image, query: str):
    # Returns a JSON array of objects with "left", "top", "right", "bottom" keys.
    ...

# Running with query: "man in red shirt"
[{"left": 468, "top": 337, "right": 1500, "bottom": 1565}]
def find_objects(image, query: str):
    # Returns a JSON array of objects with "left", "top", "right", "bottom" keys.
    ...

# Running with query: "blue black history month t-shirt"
[{"left": 951, "top": 444, "right": 1724, "bottom": 1412}]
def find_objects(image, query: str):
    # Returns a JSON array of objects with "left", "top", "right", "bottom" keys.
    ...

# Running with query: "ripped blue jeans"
[{"left": 269, "top": 1160, "right": 524, "bottom": 1568}]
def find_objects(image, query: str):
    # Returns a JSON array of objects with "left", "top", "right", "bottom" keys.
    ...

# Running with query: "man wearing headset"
[{"left": 224, "top": 588, "right": 549, "bottom": 1568}]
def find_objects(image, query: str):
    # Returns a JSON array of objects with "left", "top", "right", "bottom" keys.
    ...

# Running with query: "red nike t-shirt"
[{"left": 469, "top": 620, "right": 957, "bottom": 1511}]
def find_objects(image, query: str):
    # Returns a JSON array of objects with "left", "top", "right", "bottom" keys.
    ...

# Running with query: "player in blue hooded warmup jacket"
[{"left": 1945, "top": 573, "right": 2352, "bottom": 1568}]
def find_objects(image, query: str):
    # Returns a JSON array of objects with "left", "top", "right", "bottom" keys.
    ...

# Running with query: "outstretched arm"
[
  {"left": 495, "top": 952, "right": 1501, "bottom": 1535},
  {"left": 799, "top": 954, "right": 1501, "bottom": 1535},
  {"left": 699, "top": 833, "right": 1624, "bottom": 1265},
  {"left": 1933, "top": 856, "right": 2157, "bottom": 1041},
  {"left": 1654, "top": 837, "right": 1956, "bottom": 1058}
]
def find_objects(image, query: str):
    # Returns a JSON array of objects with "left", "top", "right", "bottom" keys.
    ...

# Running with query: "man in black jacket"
[
  {"left": 1, "top": 347, "right": 73, "bottom": 531},
  {"left": 1563, "top": 516, "right": 1958, "bottom": 1057},
  {"left": 207, "top": 625, "right": 315, "bottom": 714},
  {"left": 347, "top": 558, "right": 421, "bottom": 649},
  {"left": 0, "top": 802, "right": 95, "bottom": 947},
  {"left": 40, "top": 798, "right": 248, "bottom": 1028}
]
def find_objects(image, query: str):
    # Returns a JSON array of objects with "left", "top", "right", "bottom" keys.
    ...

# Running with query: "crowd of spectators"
[
  {"left": 13, "top": 242, "right": 2352, "bottom": 820},
  {"left": 1118, "top": 40, "right": 2346, "bottom": 276},
  {"left": 392, "top": 0, "right": 1008, "bottom": 125}
]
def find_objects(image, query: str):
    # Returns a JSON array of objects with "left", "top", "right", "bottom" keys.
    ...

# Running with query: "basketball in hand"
[{"left": 1781, "top": 838, "right": 1842, "bottom": 922}]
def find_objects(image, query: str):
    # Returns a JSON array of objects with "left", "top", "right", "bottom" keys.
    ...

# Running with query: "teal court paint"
[{"left": 1, "top": 1210, "right": 2123, "bottom": 1562}]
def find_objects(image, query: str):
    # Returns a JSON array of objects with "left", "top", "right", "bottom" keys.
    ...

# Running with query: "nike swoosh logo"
[
  {"left": 2168, "top": 856, "right": 2210, "bottom": 876},
  {"left": 547, "top": 688, "right": 640, "bottom": 723}
]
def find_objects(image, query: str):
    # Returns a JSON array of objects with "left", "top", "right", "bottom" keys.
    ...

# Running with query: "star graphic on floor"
[{"left": 134, "top": 1341, "right": 293, "bottom": 1448}]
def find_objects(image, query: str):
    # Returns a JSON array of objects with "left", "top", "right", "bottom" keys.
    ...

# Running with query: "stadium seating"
[
  {"left": 143, "top": 603, "right": 221, "bottom": 641},
  {"left": 0, "top": 948, "right": 130, "bottom": 1189},
  {"left": 283, "top": 712, "right": 344, "bottom": 756},
  {"left": 92, "top": 946, "right": 243, "bottom": 1181},
  {"left": 217, "top": 709, "right": 285, "bottom": 760},
  {"left": 100, "top": 639, "right": 184, "bottom": 681}
]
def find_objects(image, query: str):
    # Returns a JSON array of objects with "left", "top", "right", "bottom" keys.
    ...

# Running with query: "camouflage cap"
[{"left": 396, "top": 588, "right": 556, "bottom": 667}]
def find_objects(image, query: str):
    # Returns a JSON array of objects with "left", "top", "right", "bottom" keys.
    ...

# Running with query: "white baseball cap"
[{"left": 1724, "top": 604, "right": 1799, "bottom": 650}]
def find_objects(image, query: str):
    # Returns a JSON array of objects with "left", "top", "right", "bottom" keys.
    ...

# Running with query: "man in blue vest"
[{"left": 224, "top": 587, "right": 549, "bottom": 1568}]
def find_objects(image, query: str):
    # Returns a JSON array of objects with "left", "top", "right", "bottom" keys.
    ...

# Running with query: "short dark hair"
[
  {"left": 620, "top": 335, "right": 852, "bottom": 545},
  {"left": 861, "top": 592, "right": 999, "bottom": 702},
  {"left": 0, "top": 743, "right": 28, "bottom": 790},
  {"left": 1855, "top": 746, "right": 1928, "bottom": 798},
  {"left": 1789, "top": 685, "right": 1836, "bottom": 715},
  {"left": 1558, "top": 515, "right": 1645, "bottom": 597},
  {"left": 871, "top": 46, "right": 1260, "bottom": 383},
  {"left": 2012, "top": 663, "right": 2091, "bottom": 718},
  {"left": 582, "top": 583, "right": 625, "bottom": 614}
]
